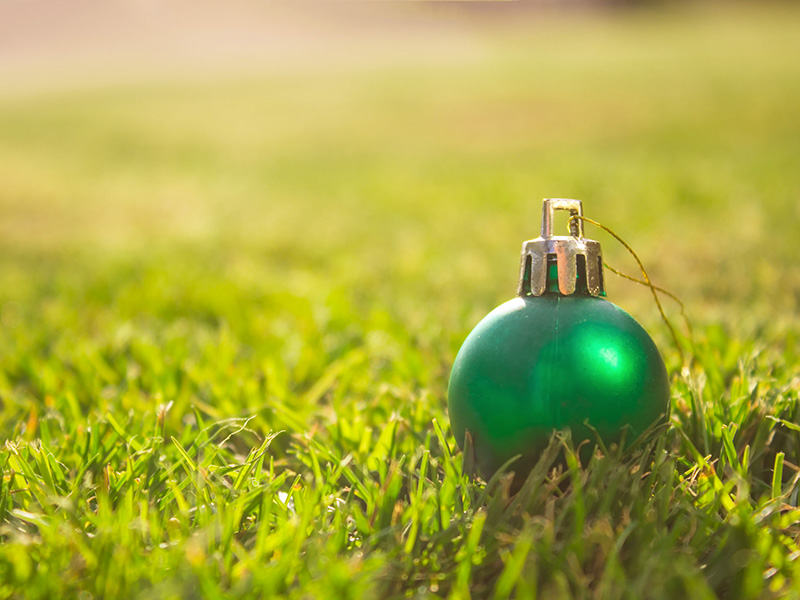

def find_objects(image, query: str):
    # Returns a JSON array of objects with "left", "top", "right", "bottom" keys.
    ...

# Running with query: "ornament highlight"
[{"left": 447, "top": 199, "right": 670, "bottom": 477}]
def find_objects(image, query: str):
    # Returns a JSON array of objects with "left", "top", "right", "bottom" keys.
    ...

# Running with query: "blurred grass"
[{"left": 0, "top": 3, "right": 799, "bottom": 598}]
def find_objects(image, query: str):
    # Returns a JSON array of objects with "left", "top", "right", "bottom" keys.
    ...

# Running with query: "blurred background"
[{"left": 0, "top": 0, "right": 798, "bottom": 386}]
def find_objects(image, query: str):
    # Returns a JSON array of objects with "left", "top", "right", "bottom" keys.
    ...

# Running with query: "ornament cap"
[{"left": 517, "top": 198, "right": 604, "bottom": 297}]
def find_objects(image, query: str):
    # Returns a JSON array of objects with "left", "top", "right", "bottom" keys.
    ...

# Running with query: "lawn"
[{"left": 0, "top": 4, "right": 799, "bottom": 598}]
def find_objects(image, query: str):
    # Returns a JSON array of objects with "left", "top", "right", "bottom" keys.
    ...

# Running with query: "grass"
[{"left": 1, "top": 3, "right": 800, "bottom": 598}]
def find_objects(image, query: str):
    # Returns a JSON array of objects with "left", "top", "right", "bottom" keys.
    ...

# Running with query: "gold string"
[{"left": 569, "top": 214, "right": 690, "bottom": 368}]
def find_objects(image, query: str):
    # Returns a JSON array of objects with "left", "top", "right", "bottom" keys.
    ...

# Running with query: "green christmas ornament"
[{"left": 448, "top": 199, "right": 670, "bottom": 477}]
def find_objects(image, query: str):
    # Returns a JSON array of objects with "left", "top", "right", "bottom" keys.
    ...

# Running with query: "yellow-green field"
[{"left": 0, "top": 4, "right": 799, "bottom": 598}]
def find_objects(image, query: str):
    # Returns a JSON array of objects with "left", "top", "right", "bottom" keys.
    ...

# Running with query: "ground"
[{"left": 0, "top": 3, "right": 799, "bottom": 599}]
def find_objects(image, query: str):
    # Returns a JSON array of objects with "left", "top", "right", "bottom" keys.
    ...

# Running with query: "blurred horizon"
[{"left": 3, "top": 1, "right": 786, "bottom": 93}]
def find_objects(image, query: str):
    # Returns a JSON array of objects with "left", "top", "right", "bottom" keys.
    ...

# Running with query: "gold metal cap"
[{"left": 517, "top": 198, "right": 604, "bottom": 297}]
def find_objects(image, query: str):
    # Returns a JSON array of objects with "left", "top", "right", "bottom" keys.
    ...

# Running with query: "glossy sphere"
[{"left": 448, "top": 295, "right": 669, "bottom": 476}]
